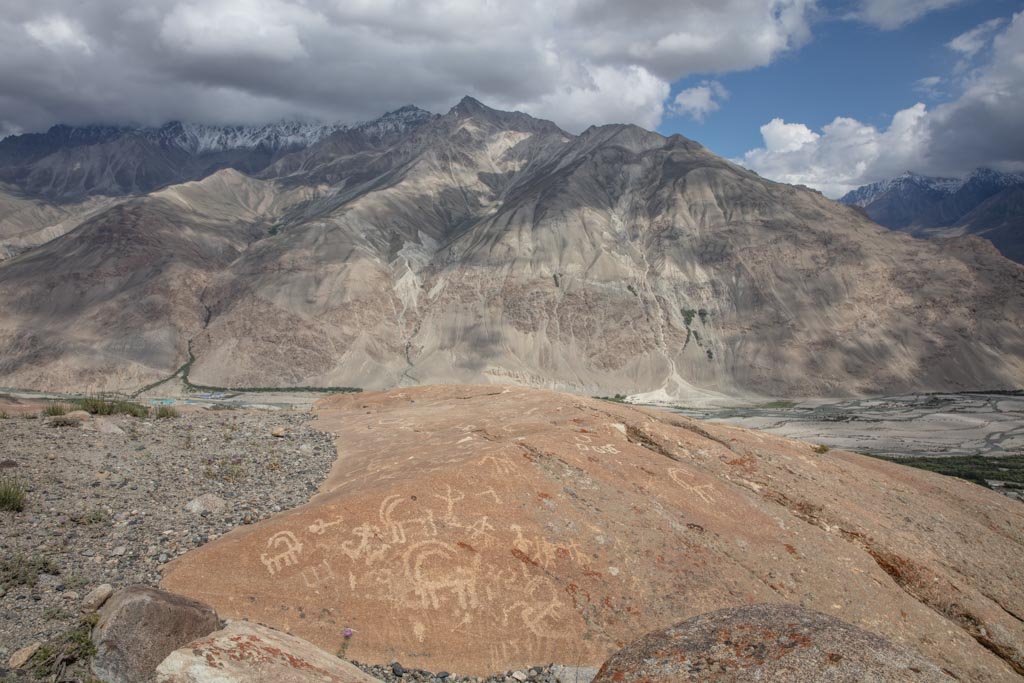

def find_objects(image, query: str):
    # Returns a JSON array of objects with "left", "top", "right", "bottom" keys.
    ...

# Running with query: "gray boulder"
[
  {"left": 593, "top": 604, "right": 955, "bottom": 682},
  {"left": 91, "top": 585, "right": 220, "bottom": 683}
]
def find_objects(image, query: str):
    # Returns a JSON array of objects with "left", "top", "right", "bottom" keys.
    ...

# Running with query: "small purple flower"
[{"left": 343, "top": 628, "right": 353, "bottom": 638}]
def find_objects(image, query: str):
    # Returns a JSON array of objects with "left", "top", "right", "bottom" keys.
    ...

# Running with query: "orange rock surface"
[{"left": 161, "top": 386, "right": 1024, "bottom": 679}]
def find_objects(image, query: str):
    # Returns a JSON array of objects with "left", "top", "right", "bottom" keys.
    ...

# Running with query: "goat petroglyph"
[{"left": 260, "top": 531, "right": 304, "bottom": 576}]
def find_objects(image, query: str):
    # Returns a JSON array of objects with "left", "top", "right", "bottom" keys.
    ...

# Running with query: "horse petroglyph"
[{"left": 668, "top": 467, "right": 717, "bottom": 504}]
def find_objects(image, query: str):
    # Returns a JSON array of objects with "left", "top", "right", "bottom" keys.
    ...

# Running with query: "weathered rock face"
[
  {"left": 155, "top": 620, "right": 381, "bottom": 683},
  {"left": 92, "top": 586, "right": 221, "bottom": 683},
  {"left": 592, "top": 604, "right": 954, "bottom": 682},
  {"left": 160, "top": 386, "right": 1024, "bottom": 680}
]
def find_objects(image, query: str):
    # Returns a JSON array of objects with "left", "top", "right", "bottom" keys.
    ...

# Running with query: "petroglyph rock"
[
  {"left": 155, "top": 620, "right": 381, "bottom": 683},
  {"left": 161, "top": 386, "right": 1024, "bottom": 680},
  {"left": 592, "top": 604, "right": 954, "bottom": 682}
]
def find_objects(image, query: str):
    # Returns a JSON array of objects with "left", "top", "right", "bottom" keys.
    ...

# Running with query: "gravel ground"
[{"left": 0, "top": 406, "right": 336, "bottom": 676}]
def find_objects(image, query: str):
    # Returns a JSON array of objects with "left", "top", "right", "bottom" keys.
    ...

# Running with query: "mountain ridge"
[{"left": 0, "top": 98, "right": 1022, "bottom": 399}]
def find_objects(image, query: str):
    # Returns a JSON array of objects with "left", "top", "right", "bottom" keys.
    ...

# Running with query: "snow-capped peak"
[{"left": 839, "top": 168, "right": 1024, "bottom": 207}]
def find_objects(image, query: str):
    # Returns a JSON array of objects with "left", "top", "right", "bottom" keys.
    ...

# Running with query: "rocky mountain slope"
[
  {"left": 0, "top": 98, "right": 1022, "bottom": 398},
  {"left": 161, "top": 385, "right": 1024, "bottom": 680},
  {"left": 841, "top": 169, "right": 1024, "bottom": 263}
]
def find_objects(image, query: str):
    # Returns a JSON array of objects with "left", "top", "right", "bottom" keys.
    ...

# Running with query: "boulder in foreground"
[
  {"left": 593, "top": 604, "right": 954, "bottom": 682},
  {"left": 155, "top": 620, "right": 381, "bottom": 683},
  {"left": 92, "top": 585, "right": 220, "bottom": 683}
]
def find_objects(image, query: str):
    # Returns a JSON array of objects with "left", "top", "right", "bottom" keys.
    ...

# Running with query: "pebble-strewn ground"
[{"left": 0, "top": 407, "right": 336, "bottom": 672}]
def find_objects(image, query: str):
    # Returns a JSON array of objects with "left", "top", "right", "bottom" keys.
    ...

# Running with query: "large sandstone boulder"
[
  {"left": 92, "top": 586, "right": 221, "bottom": 683},
  {"left": 592, "top": 604, "right": 954, "bottom": 682},
  {"left": 155, "top": 620, "right": 382, "bottom": 682},
  {"left": 161, "top": 386, "right": 1024, "bottom": 680}
]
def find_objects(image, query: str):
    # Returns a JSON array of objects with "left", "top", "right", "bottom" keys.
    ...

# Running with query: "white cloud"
[
  {"left": 855, "top": 0, "right": 967, "bottom": 30},
  {"left": 947, "top": 17, "right": 1005, "bottom": 57},
  {"left": 24, "top": 14, "right": 92, "bottom": 54},
  {"left": 671, "top": 81, "right": 729, "bottom": 122},
  {"left": 0, "top": 0, "right": 816, "bottom": 134},
  {"left": 913, "top": 75, "right": 943, "bottom": 97},
  {"left": 739, "top": 105, "right": 929, "bottom": 197},
  {"left": 739, "top": 11, "right": 1024, "bottom": 197}
]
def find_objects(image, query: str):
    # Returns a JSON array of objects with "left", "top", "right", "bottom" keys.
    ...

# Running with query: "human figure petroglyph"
[
  {"left": 668, "top": 467, "right": 716, "bottom": 504},
  {"left": 466, "top": 515, "right": 496, "bottom": 544},
  {"left": 433, "top": 484, "right": 465, "bottom": 524},
  {"left": 308, "top": 515, "right": 345, "bottom": 535},
  {"left": 260, "top": 531, "right": 304, "bottom": 576},
  {"left": 302, "top": 559, "right": 335, "bottom": 588}
]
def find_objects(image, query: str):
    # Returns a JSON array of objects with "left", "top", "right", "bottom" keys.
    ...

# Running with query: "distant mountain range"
[
  {"left": 0, "top": 98, "right": 1021, "bottom": 398},
  {"left": 841, "top": 169, "right": 1024, "bottom": 263},
  {"left": 0, "top": 106, "right": 435, "bottom": 199}
]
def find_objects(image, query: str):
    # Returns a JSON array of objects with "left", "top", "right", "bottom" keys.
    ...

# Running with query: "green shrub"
[
  {"left": 152, "top": 405, "right": 179, "bottom": 419},
  {"left": 74, "top": 396, "right": 148, "bottom": 418},
  {"left": 49, "top": 415, "right": 80, "bottom": 428},
  {"left": 813, "top": 444, "right": 830, "bottom": 454},
  {"left": 0, "top": 410, "right": 9, "bottom": 419},
  {"left": 0, "top": 477, "right": 26, "bottom": 512},
  {"left": 41, "top": 402, "right": 68, "bottom": 416}
]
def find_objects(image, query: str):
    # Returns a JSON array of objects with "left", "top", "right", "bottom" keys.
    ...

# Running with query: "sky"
[{"left": 1, "top": 0, "right": 1023, "bottom": 197}]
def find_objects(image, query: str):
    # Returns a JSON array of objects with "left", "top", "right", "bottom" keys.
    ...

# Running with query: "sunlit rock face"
[{"left": 161, "top": 385, "right": 1024, "bottom": 680}]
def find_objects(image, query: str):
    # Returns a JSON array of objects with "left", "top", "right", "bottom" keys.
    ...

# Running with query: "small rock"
[
  {"left": 8, "top": 642, "right": 41, "bottom": 669},
  {"left": 184, "top": 493, "right": 226, "bottom": 515},
  {"left": 111, "top": 545, "right": 127, "bottom": 556},
  {"left": 512, "top": 672, "right": 528, "bottom": 682},
  {"left": 271, "top": 426, "right": 287, "bottom": 438},
  {"left": 393, "top": 662, "right": 406, "bottom": 677},
  {"left": 81, "top": 583, "right": 114, "bottom": 612},
  {"left": 65, "top": 410, "right": 91, "bottom": 421}
]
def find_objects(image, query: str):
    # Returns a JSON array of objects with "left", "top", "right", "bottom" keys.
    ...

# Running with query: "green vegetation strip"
[{"left": 868, "top": 453, "right": 1024, "bottom": 489}]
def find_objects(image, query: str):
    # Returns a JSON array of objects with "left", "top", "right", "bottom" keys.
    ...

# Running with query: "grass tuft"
[
  {"left": 29, "top": 615, "right": 98, "bottom": 679},
  {"left": 812, "top": 444, "right": 830, "bottom": 454},
  {"left": 41, "top": 402, "right": 68, "bottom": 416},
  {"left": 0, "top": 477, "right": 27, "bottom": 512},
  {"left": 152, "top": 405, "right": 179, "bottom": 419},
  {"left": 73, "top": 395, "right": 149, "bottom": 418}
]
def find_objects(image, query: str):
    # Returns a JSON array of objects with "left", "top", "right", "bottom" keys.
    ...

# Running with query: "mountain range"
[
  {"left": 841, "top": 169, "right": 1024, "bottom": 263},
  {"left": 0, "top": 97, "right": 1022, "bottom": 399}
]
